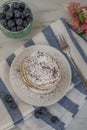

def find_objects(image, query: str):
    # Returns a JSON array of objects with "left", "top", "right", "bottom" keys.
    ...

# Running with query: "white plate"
[{"left": 9, "top": 45, "right": 72, "bottom": 106}]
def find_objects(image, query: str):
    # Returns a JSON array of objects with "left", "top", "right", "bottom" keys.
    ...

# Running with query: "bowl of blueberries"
[{"left": 0, "top": 0, "right": 33, "bottom": 38}]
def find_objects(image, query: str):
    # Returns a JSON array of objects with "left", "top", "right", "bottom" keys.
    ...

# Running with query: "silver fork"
[{"left": 59, "top": 34, "right": 87, "bottom": 89}]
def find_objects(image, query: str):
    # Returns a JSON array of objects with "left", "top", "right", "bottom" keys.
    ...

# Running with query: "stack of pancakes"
[{"left": 20, "top": 51, "right": 61, "bottom": 94}]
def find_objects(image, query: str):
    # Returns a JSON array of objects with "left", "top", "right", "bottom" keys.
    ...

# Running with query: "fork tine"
[
  {"left": 61, "top": 35, "right": 68, "bottom": 47},
  {"left": 58, "top": 34, "right": 67, "bottom": 49}
]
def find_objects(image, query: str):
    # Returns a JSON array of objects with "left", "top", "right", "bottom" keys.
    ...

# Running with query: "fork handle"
[{"left": 67, "top": 53, "right": 87, "bottom": 89}]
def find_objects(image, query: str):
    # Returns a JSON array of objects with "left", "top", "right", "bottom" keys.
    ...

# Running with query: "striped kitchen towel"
[{"left": 0, "top": 18, "right": 87, "bottom": 130}]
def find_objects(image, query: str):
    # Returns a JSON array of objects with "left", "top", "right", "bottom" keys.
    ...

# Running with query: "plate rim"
[{"left": 9, "top": 44, "right": 72, "bottom": 106}]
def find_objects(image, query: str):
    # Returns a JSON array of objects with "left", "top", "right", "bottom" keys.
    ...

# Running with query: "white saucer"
[{"left": 9, "top": 45, "right": 72, "bottom": 106}]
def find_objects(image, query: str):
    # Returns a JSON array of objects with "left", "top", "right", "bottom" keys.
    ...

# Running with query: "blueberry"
[
  {"left": 5, "top": 25, "right": 11, "bottom": 31},
  {"left": 10, "top": 102, "right": 17, "bottom": 109},
  {"left": 21, "top": 13, "right": 25, "bottom": 19},
  {"left": 17, "top": 25, "right": 24, "bottom": 31},
  {"left": 8, "top": 20, "right": 15, "bottom": 28},
  {"left": 27, "top": 16, "right": 33, "bottom": 23},
  {"left": 14, "top": 9, "right": 21, "bottom": 18},
  {"left": 4, "top": 94, "right": 13, "bottom": 102},
  {"left": 6, "top": 9, "right": 13, "bottom": 20},
  {"left": 39, "top": 107, "right": 48, "bottom": 114},
  {"left": 0, "top": 12, "right": 6, "bottom": 20},
  {"left": 11, "top": 26, "right": 17, "bottom": 32},
  {"left": 34, "top": 111, "right": 41, "bottom": 119},
  {"left": 23, "top": 8, "right": 31, "bottom": 17},
  {"left": 11, "top": 2, "right": 20, "bottom": 10},
  {"left": 23, "top": 20, "right": 29, "bottom": 28},
  {"left": 0, "top": 19, "right": 7, "bottom": 27},
  {"left": 19, "top": 2, "right": 25, "bottom": 11},
  {"left": 51, "top": 116, "right": 59, "bottom": 123},
  {"left": 15, "top": 18, "right": 23, "bottom": 26},
  {"left": 3, "top": 4, "right": 10, "bottom": 12}
]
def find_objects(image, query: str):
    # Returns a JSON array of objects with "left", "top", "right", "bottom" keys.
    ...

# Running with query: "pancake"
[{"left": 20, "top": 50, "right": 61, "bottom": 93}]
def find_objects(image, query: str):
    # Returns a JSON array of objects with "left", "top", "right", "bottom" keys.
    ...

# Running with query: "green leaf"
[
  {"left": 78, "top": 31, "right": 85, "bottom": 36},
  {"left": 79, "top": 12, "right": 85, "bottom": 23}
]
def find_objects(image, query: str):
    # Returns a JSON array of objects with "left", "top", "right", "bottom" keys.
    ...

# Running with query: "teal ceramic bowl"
[{"left": 0, "top": 0, "right": 33, "bottom": 39}]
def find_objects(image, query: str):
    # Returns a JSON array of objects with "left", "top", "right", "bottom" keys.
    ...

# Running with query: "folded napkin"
[{"left": 0, "top": 18, "right": 87, "bottom": 130}]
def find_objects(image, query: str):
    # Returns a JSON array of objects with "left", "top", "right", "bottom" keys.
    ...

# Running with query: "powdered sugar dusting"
[{"left": 23, "top": 51, "right": 61, "bottom": 86}]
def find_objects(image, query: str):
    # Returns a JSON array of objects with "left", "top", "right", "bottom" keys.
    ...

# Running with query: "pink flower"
[
  {"left": 73, "top": 13, "right": 79, "bottom": 20},
  {"left": 72, "top": 19, "right": 79, "bottom": 29},
  {"left": 81, "top": 24, "right": 87, "bottom": 33},
  {"left": 80, "top": 6, "right": 87, "bottom": 10},
  {"left": 67, "top": 3, "right": 87, "bottom": 35},
  {"left": 68, "top": 4, "right": 74, "bottom": 13},
  {"left": 85, "top": 19, "right": 87, "bottom": 23},
  {"left": 68, "top": 3, "right": 80, "bottom": 12}
]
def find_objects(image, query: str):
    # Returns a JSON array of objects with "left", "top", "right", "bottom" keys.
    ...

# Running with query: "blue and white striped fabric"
[{"left": 0, "top": 18, "right": 87, "bottom": 130}]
